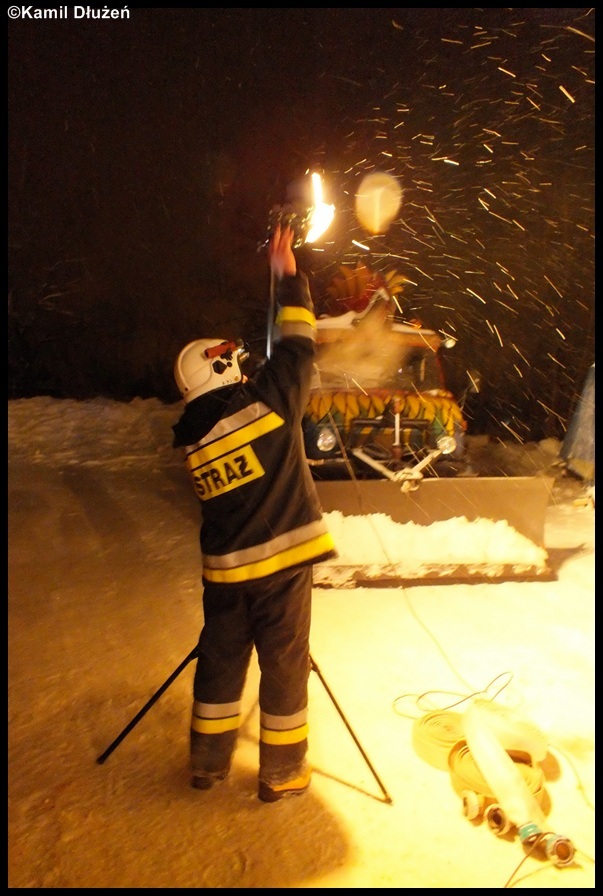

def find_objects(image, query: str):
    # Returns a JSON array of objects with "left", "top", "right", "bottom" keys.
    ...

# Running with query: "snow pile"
[
  {"left": 8, "top": 397, "right": 550, "bottom": 585},
  {"left": 315, "top": 510, "right": 549, "bottom": 586},
  {"left": 8, "top": 396, "right": 179, "bottom": 469}
]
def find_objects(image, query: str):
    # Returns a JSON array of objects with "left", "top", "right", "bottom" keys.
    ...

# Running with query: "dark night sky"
[{"left": 8, "top": 8, "right": 595, "bottom": 440}]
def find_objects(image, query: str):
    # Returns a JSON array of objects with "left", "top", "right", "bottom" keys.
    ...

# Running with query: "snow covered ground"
[{"left": 8, "top": 397, "right": 595, "bottom": 888}]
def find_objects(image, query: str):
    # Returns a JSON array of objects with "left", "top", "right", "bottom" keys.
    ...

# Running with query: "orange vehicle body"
[{"left": 303, "top": 302, "right": 467, "bottom": 474}]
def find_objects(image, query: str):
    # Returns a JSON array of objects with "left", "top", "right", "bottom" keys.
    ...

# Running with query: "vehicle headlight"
[
  {"left": 316, "top": 426, "right": 338, "bottom": 453},
  {"left": 436, "top": 434, "right": 457, "bottom": 456}
]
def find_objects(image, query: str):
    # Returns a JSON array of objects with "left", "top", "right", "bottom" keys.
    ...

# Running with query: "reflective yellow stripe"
[
  {"left": 260, "top": 723, "right": 309, "bottom": 746},
  {"left": 188, "top": 410, "right": 284, "bottom": 466},
  {"left": 202, "top": 532, "right": 336, "bottom": 584},
  {"left": 275, "top": 305, "right": 316, "bottom": 327},
  {"left": 205, "top": 521, "right": 331, "bottom": 570},
  {"left": 191, "top": 714, "right": 241, "bottom": 735}
]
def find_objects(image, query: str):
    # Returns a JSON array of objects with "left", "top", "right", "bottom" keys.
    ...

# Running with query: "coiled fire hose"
[{"left": 411, "top": 705, "right": 576, "bottom": 866}]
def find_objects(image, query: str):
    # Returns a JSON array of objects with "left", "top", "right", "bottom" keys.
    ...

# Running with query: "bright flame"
[{"left": 305, "top": 172, "right": 335, "bottom": 243}]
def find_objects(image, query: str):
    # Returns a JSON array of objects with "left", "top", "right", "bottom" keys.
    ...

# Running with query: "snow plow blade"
[{"left": 314, "top": 476, "right": 555, "bottom": 587}]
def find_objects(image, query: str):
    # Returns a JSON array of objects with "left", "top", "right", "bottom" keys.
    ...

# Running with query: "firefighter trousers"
[{"left": 190, "top": 565, "right": 313, "bottom": 786}]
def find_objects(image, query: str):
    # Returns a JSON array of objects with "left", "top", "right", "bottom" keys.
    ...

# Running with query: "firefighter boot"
[{"left": 258, "top": 763, "right": 312, "bottom": 803}]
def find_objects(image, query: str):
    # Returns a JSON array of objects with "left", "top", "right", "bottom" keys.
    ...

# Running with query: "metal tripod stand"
[{"left": 96, "top": 646, "right": 392, "bottom": 804}]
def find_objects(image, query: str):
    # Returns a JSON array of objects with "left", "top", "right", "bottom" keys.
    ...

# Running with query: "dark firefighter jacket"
[{"left": 172, "top": 271, "right": 337, "bottom": 586}]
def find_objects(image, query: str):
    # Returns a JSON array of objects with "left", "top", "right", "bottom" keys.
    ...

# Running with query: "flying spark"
[
  {"left": 559, "top": 85, "right": 575, "bottom": 104},
  {"left": 537, "top": 400, "right": 565, "bottom": 424},
  {"left": 547, "top": 354, "right": 566, "bottom": 369},
  {"left": 565, "top": 25, "right": 595, "bottom": 43},
  {"left": 544, "top": 276, "right": 563, "bottom": 298}
]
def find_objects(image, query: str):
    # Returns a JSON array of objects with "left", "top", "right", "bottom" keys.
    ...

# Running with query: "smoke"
[{"left": 315, "top": 306, "right": 426, "bottom": 390}]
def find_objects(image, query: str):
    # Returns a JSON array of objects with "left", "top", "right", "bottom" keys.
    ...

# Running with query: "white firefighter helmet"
[{"left": 174, "top": 338, "right": 249, "bottom": 403}]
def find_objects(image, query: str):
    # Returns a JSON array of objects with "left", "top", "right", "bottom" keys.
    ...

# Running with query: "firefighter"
[{"left": 172, "top": 224, "right": 337, "bottom": 802}]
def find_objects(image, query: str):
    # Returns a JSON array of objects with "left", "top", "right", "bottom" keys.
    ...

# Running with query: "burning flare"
[{"left": 305, "top": 172, "right": 335, "bottom": 244}]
